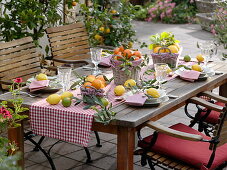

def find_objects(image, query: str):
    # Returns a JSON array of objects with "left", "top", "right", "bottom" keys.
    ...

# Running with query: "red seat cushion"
[
  {"left": 138, "top": 123, "right": 227, "bottom": 169},
  {"left": 200, "top": 102, "right": 225, "bottom": 124}
]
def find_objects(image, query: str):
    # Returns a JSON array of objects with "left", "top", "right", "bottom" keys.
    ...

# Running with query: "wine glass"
[
  {"left": 57, "top": 66, "right": 72, "bottom": 92},
  {"left": 154, "top": 63, "right": 168, "bottom": 89},
  {"left": 90, "top": 47, "right": 102, "bottom": 75},
  {"left": 198, "top": 41, "right": 215, "bottom": 66}
]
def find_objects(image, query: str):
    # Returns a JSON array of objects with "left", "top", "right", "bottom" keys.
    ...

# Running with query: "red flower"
[
  {"left": 13, "top": 77, "right": 23, "bottom": 83},
  {"left": 0, "top": 107, "right": 12, "bottom": 119}
]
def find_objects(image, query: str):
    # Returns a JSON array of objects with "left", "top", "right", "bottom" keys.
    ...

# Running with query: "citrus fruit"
[
  {"left": 168, "top": 45, "right": 179, "bottom": 53},
  {"left": 85, "top": 75, "right": 96, "bottom": 82},
  {"left": 83, "top": 82, "right": 92, "bottom": 88},
  {"left": 184, "top": 55, "right": 191, "bottom": 62},
  {"left": 72, "top": 1, "right": 77, "bottom": 6},
  {"left": 101, "top": 98, "right": 109, "bottom": 107},
  {"left": 146, "top": 88, "right": 160, "bottom": 98},
  {"left": 153, "top": 46, "right": 165, "bottom": 53},
  {"left": 110, "top": 10, "right": 117, "bottom": 14},
  {"left": 62, "top": 97, "right": 72, "bottom": 107},
  {"left": 46, "top": 94, "right": 61, "bottom": 105},
  {"left": 91, "top": 79, "right": 102, "bottom": 89},
  {"left": 99, "top": 27, "right": 105, "bottom": 32},
  {"left": 174, "top": 43, "right": 180, "bottom": 50},
  {"left": 191, "top": 64, "right": 202, "bottom": 72},
  {"left": 94, "top": 34, "right": 102, "bottom": 40},
  {"left": 61, "top": 91, "right": 73, "bottom": 100},
  {"left": 96, "top": 75, "right": 105, "bottom": 82},
  {"left": 36, "top": 73, "right": 48, "bottom": 81},
  {"left": 119, "top": 46, "right": 124, "bottom": 52},
  {"left": 105, "top": 28, "right": 110, "bottom": 34},
  {"left": 114, "top": 85, "right": 125, "bottom": 96},
  {"left": 167, "top": 67, "right": 172, "bottom": 74},
  {"left": 196, "top": 54, "right": 204, "bottom": 62},
  {"left": 114, "top": 48, "right": 120, "bottom": 54},
  {"left": 123, "top": 49, "right": 132, "bottom": 58},
  {"left": 124, "top": 79, "right": 136, "bottom": 88},
  {"left": 134, "top": 57, "right": 140, "bottom": 61},
  {"left": 128, "top": 42, "right": 133, "bottom": 48},
  {"left": 133, "top": 51, "right": 142, "bottom": 58}
]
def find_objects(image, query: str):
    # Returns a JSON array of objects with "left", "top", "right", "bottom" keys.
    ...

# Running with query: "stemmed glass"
[
  {"left": 57, "top": 66, "right": 72, "bottom": 92},
  {"left": 154, "top": 63, "right": 168, "bottom": 90},
  {"left": 90, "top": 47, "right": 102, "bottom": 75}
]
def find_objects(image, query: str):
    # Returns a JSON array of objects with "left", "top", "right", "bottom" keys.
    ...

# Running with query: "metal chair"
[{"left": 135, "top": 94, "right": 227, "bottom": 170}]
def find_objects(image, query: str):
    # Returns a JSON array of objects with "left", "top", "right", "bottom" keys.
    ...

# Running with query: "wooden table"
[{"left": 1, "top": 62, "right": 227, "bottom": 170}]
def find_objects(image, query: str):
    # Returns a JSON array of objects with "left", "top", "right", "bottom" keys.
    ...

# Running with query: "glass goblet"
[
  {"left": 57, "top": 66, "right": 72, "bottom": 92},
  {"left": 90, "top": 47, "right": 102, "bottom": 75},
  {"left": 154, "top": 63, "right": 168, "bottom": 89}
]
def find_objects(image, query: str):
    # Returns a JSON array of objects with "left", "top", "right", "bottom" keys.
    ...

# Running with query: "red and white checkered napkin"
[{"left": 30, "top": 83, "right": 122, "bottom": 147}]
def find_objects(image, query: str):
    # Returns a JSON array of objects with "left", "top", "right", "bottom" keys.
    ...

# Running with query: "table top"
[{"left": 0, "top": 62, "right": 226, "bottom": 128}]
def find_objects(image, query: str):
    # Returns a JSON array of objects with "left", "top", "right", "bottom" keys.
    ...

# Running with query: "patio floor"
[{"left": 24, "top": 21, "right": 225, "bottom": 170}]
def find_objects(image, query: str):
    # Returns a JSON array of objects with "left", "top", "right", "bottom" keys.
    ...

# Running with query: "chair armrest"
[
  {"left": 188, "top": 97, "right": 224, "bottom": 112},
  {"left": 45, "top": 56, "right": 53, "bottom": 60},
  {"left": 53, "top": 58, "right": 92, "bottom": 65},
  {"left": 199, "top": 91, "right": 227, "bottom": 104},
  {"left": 145, "top": 121, "right": 203, "bottom": 141}
]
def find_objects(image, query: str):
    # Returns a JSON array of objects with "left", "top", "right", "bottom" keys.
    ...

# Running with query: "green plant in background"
[
  {"left": 0, "top": 78, "right": 28, "bottom": 169},
  {"left": 0, "top": 0, "right": 77, "bottom": 45},
  {"left": 79, "top": 0, "right": 136, "bottom": 47}
]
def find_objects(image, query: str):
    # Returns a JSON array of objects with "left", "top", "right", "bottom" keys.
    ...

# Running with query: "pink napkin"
[
  {"left": 180, "top": 70, "right": 201, "bottom": 82},
  {"left": 29, "top": 80, "right": 50, "bottom": 92},
  {"left": 125, "top": 93, "right": 148, "bottom": 106},
  {"left": 99, "top": 55, "right": 112, "bottom": 67}
]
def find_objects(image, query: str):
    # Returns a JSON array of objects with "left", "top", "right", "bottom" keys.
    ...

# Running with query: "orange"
[
  {"left": 91, "top": 79, "right": 102, "bottom": 89},
  {"left": 72, "top": 1, "right": 77, "bottom": 6},
  {"left": 83, "top": 82, "right": 92, "bottom": 88},
  {"left": 100, "top": 82, "right": 105, "bottom": 89},
  {"left": 123, "top": 49, "right": 132, "bottom": 58},
  {"left": 168, "top": 45, "right": 179, "bottom": 53},
  {"left": 134, "top": 57, "right": 140, "bottom": 61},
  {"left": 119, "top": 46, "right": 124, "bottom": 52},
  {"left": 133, "top": 51, "right": 142, "bottom": 58},
  {"left": 114, "top": 48, "right": 120, "bottom": 54},
  {"left": 96, "top": 75, "right": 105, "bottom": 82},
  {"left": 85, "top": 75, "right": 96, "bottom": 82},
  {"left": 153, "top": 46, "right": 165, "bottom": 53}
]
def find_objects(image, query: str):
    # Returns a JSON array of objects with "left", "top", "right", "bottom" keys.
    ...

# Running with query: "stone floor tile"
[
  {"left": 42, "top": 156, "right": 83, "bottom": 170},
  {"left": 25, "top": 164, "right": 51, "bottom": 170},
  {"left": 93, "top": 132, "right": 117, "bottom": 142},
  {"left": 24, "top": 143, "right": 36, "bottom": 153},
  {"left": 24, "top": 136, "right": 60, "bottom": 148},
  {"left": 70, "top": 164, "right": 103, "bottom": 170},
  {"left": 25, "top": 160, "right": 36, "bottom": 168},
  {"left": 134, "top": 164, "right": 150, "bottom": 170},
  {"left": 89, "top": 141, "right": 116, "bottom": 156},
  {"left": 65, "top": 149, "right": 105, "bottom": 163},
  {"left": 89, "top": 156, "right": 116, "bottom": 170}
]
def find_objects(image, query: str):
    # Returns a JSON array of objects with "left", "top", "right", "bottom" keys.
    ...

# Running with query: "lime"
[
  {"left": 100, "top": 98, "right": 109, "bottom": 107},
  {"left": 62, "top": 97, "right": 72, "bottom": 107},
  {"left": 61, "top": 91, "right": 73, "bottom": 100},
  {"left": 184, "top": 55, "right": 191, "bottom": 62}
]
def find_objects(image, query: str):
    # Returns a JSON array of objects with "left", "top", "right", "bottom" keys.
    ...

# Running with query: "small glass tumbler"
[
  {"left": 154, "top": 63, "right": 168, "bottom": 89},
  {"left": 57, "top": 66, "right": 72, "bottom": 92}
]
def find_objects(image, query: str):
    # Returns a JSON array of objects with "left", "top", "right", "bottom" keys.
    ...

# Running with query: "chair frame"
[{"left": 136, "top": 92, "right": 227, "bottom": 170}]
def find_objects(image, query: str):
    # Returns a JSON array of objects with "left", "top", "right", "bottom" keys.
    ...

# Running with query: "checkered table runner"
[{"left": 30, "top": 83, "right": 121, "bottom": 147}]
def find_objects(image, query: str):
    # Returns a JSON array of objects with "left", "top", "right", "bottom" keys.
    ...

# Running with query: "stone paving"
[{"left": 24, "top": 21, "right": 225, "bottom": 170}]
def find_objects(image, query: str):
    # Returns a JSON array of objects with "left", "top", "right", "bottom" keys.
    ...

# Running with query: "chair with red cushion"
[
  {"left": 185, "top": 91, "right": 227, "bottom": 136},
  {"left": 135, "top": 95, "right": 227, "bottom": 170}
]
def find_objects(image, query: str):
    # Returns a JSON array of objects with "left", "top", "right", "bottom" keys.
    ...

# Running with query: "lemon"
[
  {"left": 196, "top": 54, "right": 204, "bottom": 62},
  {"left": 124, "top": 79, "right": 136, "bottom": 88},
  {"left": 99, "top": 27, "right": 105, "bottom": 32},
  {"left": 168, "top": 45, "right": 179, "bottom": 53},
  {"left": 114, "top": 85, "right": 126, "bottom": 96},
  {"left": 146, "top": 88, "right": 160, "bottom": 98},
  {"left": 105, "top": 28, "right": 110, "bottom": 34},
  {"left": 62, "top": 97, "right": 72, "bottom": 107},
  {"left": 46, "top": 94, "right": 61, "bottom": 105},
  {"left": 61, "top": 91, "right": 73, "bottom": 100},
  {"left": 191, "top": 64, "right": 202, "bottom": 72},
  {"left": 184, "top": 55, "right": 191, "bottom": 62},
  {"left": 110, "top": 10, "right": 117, "bottom": 14},
  {"left": 167, "top": 67, "right": 172, "bottom": 74},
  {"left": 94, "top": 34, "right": 101, "bottom": 40},
  {"left": 36, "top": 73, "right": 48, "bottom": 81},
  {"left": 101, "top": 98, "right": 109, "bottom": 107},
  {"left": 153, "top": 46, "right": 165, "bottom": 53}
]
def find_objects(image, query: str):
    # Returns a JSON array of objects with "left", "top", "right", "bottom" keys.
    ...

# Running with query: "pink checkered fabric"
[{"left": 30, "top": 83, "right": 121, "bottom": 147}]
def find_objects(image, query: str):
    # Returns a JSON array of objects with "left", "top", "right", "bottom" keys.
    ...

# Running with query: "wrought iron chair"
[
  {"left": 135, "top": 94, "right": 227, "bottom": 170},
  {"left": 45, "top": 22, "right": 92, "bottom": 69},
  {"left": 185, "top": 91, "right": 227, "bottom": 136}
]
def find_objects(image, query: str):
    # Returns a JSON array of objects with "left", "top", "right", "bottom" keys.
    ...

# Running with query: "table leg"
[
  {"left": 219, "top": 83, "right": 227, "bottom": 97},
  {"left": 8, "top": 122, "right": 24, "bottom": 169},
  {"left": 117, "top": 127, "right": 135, "bottom": 170}
]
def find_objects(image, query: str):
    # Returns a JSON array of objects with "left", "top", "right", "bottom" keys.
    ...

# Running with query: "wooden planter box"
[{"left": 196, "top": 13, "right": 215, "bottom": 32}]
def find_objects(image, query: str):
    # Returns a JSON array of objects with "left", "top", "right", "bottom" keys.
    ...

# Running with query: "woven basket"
[
  {"left": 151, "top": 47, "right": 182, "bottom": 68},
  {"left": 110, "top": 56, "right": 142, "bottom": 85}
]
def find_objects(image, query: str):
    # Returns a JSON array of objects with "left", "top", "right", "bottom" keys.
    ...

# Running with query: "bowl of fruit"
[{"left": 111, "top": 46, "right": 143, "bottom": 85}]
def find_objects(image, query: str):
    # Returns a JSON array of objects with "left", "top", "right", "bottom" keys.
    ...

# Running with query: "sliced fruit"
[
  {"left": 184, "top": 55, "right": 191, "bottom": 62},
  {"left": 124, "top": 79, "right": 136, "bottom": 88},
  {"left": 46, "top": 94, "right": 61, "bottom": 105},
  {"left": 62, "top": 97, "right": 72, "bottom": 107},
  {"left": 114, "top": 85, "right": 125, "bottom": 96},
  {"left": 196, "top": 54, "right": 204, "bottom": 62},
  {"left": 191, "top": 64, "right": 202, "bottom": 72},
  {"left": 36, "top": 73, "right": 48, "bottom": 81},
  {"left": 61, "top": 91, "right": 73, "bottom": 100},
  {"left": 146, "top": 88, "right": 160, "bottom": 98}
]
